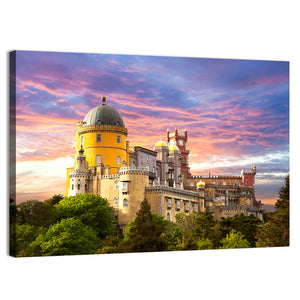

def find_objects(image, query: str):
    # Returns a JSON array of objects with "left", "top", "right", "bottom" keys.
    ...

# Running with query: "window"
[
  {"left": 115, "top": 181, "right": 119, "bottom": 190},
  {"left": 116, "top": 135, "right": 121, "bottom": 144},
  {"left": 122, "top": 181, "right": 128, "bottom": 192},
  {"left": 77, "top": 184, "right": 80, "bottom": 190},
  {"left": 167, "top": 212, "right": 171, "bottom": 221},
  {"left": 167, "top": 198, "right": 172, "bottom": 209},
  {"left": 71, "top": 184, "right": 74, "bottom": 190},
  {"left": 117, "top": 155, "right": 121, "bottom": 165},
  {"left": 194, "top": 203, "right": 198, "bottom": 212},
  {"left": 96, "top": 134, "right": 102, "bottom": 143},
  {"left": 96, "top": 155, "right": 102, "bottom": 165},
  {"left": 185, "top": 202, "right": 190, "bottom": 211},
  {"left": 176, "top": 200, "right": 181, "bottom": 210},
  {"left": 123, "top": 198, "right": 128, "bottom": 208},
  {"left": 114, "top": 197, "right": 119, "bottom": 207}
]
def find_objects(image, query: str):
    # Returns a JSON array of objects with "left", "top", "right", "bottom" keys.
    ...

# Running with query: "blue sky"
[{"left": 14, "top": 50, "right": 289, "bottom": 204}]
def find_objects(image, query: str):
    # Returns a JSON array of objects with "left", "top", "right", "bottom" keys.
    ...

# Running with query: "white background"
[{"left": 1, "top": 1, "right": 299, "bottom": 299}]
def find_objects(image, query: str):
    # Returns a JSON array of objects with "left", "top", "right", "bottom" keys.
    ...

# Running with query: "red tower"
[
  {"left": 241, "top": 165, "right": 256, "bottom": 187},
  {"left": 167, "top": 128, "right": 190, "bottom": 175}
]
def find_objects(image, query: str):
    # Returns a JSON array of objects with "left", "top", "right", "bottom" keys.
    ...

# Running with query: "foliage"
[
  {"left": 197, "top": 238, "right": 213, "bottom": 250},
  {"left": 15, "top": 224, "right": 46, "bottom": 257},
  {"left": 44, "top": 194, "right": 64, "bottom": 207},
  {"left": 17, "top": 200, "right": 56, "bottom": 227},
  {"left": 256, "top": 175, "right": 289, "bottom": 247},
  {"left": 194, "top": 212, "right": 223, "bottom": 248},
  {"left": 55, "top": 194, "right": 117, "bottom": 239},
  {"left": 219, "top": 230, "right": 250, "bottom": 249},
  {"left": 175, "top": 212, "right": 222, "bottom": 250},
  {"left": 32, "top": 218, "right": 100, "bottom": 256},
  {"left": 220, "top": 214, "right": 261, "bottom": 247},
  {"left": 121, "top": 199, "right": 167, "bottom": 252}
]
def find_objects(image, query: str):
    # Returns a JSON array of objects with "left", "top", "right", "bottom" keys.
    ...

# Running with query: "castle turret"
[
  {"left": 154, "top": 140, "right": 169, "bottom": 186},
  {"left": 68, "top": 147, "right": 90, "bottom": 196},
  {"left": 74, "top": 96, "right": 128, "bottom": 174}
]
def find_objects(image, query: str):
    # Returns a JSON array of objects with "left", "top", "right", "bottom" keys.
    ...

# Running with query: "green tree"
[
  {"left": 194, "top": 212, "right": 222, "bottom": 248},
  {"left": 175, "top": 212, "right": 221, "bottom": 250},
  {"left": 219, "top": 230, "right": 250, "bottom": 249},
  {"left": 17, "top": 200, "right": 55, "bottom": 227},
  {"left": 256, "top": 175, "right": 289, "bottom": 247},
  {"left": 55, "top": 194, "right": 117, "bottom": 239},
  {"left": 15, "top": 224, "right": 46, "bottom": 257},
  {"left": 220, "top": 214, "right": 261, "bottom": 247},
  {"left": 175, "top": 212, "right": 197, "bottom": 249},
  {"left": 44, "top": 194, "right": 64, "bottom": 207},
  {"left": 121, "top": 199, "right": 167, "bottom": 252},
  {"left": 197, "top": 238, "right": 213, "bottom": 250},
  {"left": 32, "top": 217, "right": 100, "bottom": 256}
]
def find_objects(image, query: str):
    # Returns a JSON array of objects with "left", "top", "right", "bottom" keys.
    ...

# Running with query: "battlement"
[
  {"left": 101, "top": 174, "right": 120, "bottom": 179},
  {"left": 145, "top": 185, "right": 199, "bottom": 198},
  {"left": 119, "top": 166, "right": 149, "bottom": 176},
  {"left": 219, "top": 205, "right": 264, "bottom": 213},
  {"left": 69, "top": 169, "right": 89, "bottom": 178},
  {"left": 191, "top": 174, "right": 241, "bottom": 179},
  {"left": 78, "top": 124, "right": 128, "bottom": 136}
]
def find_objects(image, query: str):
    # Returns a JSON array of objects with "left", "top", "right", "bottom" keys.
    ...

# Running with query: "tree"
[
  {"left": 55, "top": 194, "right": 117, "bottom": 239},
  {"left": 121, "top": 199, "right": 167, "bottom": 252},
  {"left": 256, "top": 175, "right": 289, "bottom": 247},
  {"left": 17, "top": 200, "right": 55, "bottom": 227},
  {"left": 197, "top": 238, "right": 213, "bottom": 250},
  {"left": 44, "top": 194, "right": 64, "bottom": 207},
  {"left": 15, "top": 224, "right": 46, "bottom": 257},
  {"left": 194, "top": 212, "right": 223, "bottom": 248},
  {"left": 175, "top": 212, "right": 222, "bottom": 250},
  {"left": 32, "top": 217, "right": 100, "bottom": 256},
  {"left": 175, "top": 212, "right": 198, "bottom": 249},
  {"left": 219, "top": 230, "right": 250, "bottom": 249},
  {"left": 220, "top": 214, "right": 261, "bottom": 247}
]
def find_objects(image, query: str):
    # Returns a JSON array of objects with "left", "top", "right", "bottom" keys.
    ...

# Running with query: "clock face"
[
  {"left": 246, "top": 198, "right": 250, "bottom": 204},
  {"left": 178, "top": 139, "right": 184, "bottom": 146}
]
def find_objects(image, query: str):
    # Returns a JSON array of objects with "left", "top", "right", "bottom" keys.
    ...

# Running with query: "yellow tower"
[{"left": 74, "top": 96, "right": 128, "bottom": 173}]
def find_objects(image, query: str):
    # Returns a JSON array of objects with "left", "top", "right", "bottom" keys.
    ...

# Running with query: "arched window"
[
  {"left": 123, "top": 198, "right": 128, "bottom": 208},
  {"left": 167, "top": 212, "right": 171, "bottom": 221}
]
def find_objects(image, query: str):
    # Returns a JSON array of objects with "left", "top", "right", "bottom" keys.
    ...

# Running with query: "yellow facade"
[{"left": 74, "top": 124, "right": 128, "bottom": 173}]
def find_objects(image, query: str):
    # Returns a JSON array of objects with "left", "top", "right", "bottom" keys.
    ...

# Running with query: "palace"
[{"left": 66, "top": 97, "right": 264, "bottom": 227}]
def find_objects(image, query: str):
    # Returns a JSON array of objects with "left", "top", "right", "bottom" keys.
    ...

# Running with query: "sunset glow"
[{"left": 14, "top": 51, "right": 289, "bottom": 205}]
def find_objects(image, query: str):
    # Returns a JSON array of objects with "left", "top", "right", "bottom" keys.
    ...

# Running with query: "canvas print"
[{"left": 9, "top": 51, "right": 289, "bottom": 257}]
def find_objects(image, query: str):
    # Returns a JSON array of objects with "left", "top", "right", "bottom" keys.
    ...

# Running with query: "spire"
[
  {"left": 79, "top": 144, "right": 84, "bottom": 155},
  {"left": 102, "top": 95, "right": 106, "bottom": 105}
]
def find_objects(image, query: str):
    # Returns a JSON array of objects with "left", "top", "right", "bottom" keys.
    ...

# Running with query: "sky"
[{"left": 13, "top": 50, "right": 289, "bottom": 205}]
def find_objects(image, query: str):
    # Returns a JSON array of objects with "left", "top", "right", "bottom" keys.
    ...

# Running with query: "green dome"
[{"left": 83, "top": 97, "right": 125, "bottom": 127}]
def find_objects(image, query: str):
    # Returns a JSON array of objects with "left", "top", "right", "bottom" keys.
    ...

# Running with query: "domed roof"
[
  {"left": 196, "top": 181, "right": 205, "bottom": 188},
  {"left": 169, "top": 145, "right": 179, "bottom": 151},
  {"left": 155, "top": 140, "right": 167, "bottom": 147},
  {"left": 83, "top": 97, "right": 125, "bottom": 127}
]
